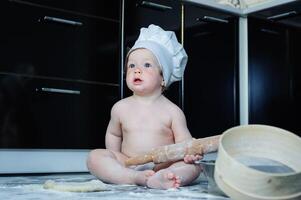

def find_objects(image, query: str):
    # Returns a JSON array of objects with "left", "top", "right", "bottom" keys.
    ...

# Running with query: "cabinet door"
[
  {"left": 0, "top": 1, "right": 121, "bottom": 149},
  {"left": 123, "top": 0, "right": 182, "bottom": 106},
  {"left": 184, "top": 4, "right": 239, "bottom": 138},
  {"left": 248, "top": 1, "right": 301, "bottom": 136},
  {"left": 15, "top": 0, "right": 120, "bottom": 20},
  {"left": 248, "top": 18, "right": 293, "bottom": 130},
  {"left": 290, "top": 27, "right": 301, "bottom": 134},
  {"left": 0, "top": 74, "right": 118, "bottom": 149},
  {"left": 0, "top": 0, "right": 120, "bottom": 84}
]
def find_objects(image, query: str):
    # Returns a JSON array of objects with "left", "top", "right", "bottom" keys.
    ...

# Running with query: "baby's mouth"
[{"left": 134, "top": 78, "right": 142, "bottom": 84}]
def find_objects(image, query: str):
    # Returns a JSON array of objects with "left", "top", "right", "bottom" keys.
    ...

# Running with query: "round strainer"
[{"left": 214, "top": 124, "right": 301, "bottom": 200}]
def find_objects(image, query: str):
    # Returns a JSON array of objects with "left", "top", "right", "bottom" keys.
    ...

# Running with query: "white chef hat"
[{"left": 127, "top": 24, "right": 188, "bottom": 88}]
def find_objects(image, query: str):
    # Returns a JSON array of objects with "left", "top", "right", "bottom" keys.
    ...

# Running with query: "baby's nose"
[{"left": 134, "top": 67, "right": 142, "bottom": 74}]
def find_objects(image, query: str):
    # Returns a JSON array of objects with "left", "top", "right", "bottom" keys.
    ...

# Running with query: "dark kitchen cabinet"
[
  {"left": 0, "top": 74, "right": 118, "bottom": 148},
  {"left": 248, "top": 17, "right": 301, "bottom": 136},
  {"left": 248, "top": 1, "right": 301, "bottom": 136},
  {"left": 123, "top": 0, "right": 182, "bottom": 106},
  {"left": 183, "top": 4, "right": 239, "bottom": 138},
  {"left": 290, "top": 28, "right": 301, "bottom": 135},
  {"left": 13, "top": 0, "right": 120, "bottom": 20},
  {"left": 0, "top": 0, "right": 120, "bottom": 84},
  {"left": 0, "top": 0, "right": 121, "bottom": 148},
  {"left": 248, "top": 19, "right": 289, "bottom": 128}
]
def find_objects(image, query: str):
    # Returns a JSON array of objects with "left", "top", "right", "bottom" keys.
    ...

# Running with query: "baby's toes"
[
  {"left": 166, "top": 172, "right": 175, "bottom": 180},
  {"left": 173, "top": 176, "right": 181, "bottom": 188}
]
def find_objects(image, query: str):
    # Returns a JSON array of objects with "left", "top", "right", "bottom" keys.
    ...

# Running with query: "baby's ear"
[{"left": 161, "top": 79, "right": 165, "bottom": 87}]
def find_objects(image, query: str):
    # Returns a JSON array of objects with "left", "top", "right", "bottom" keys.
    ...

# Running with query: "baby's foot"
[
  {"left": 146, "top": 169, "right": 181, "bottom": 189},
  {"left": 132, "top": 170, "right": 155, "bottom": 186}
]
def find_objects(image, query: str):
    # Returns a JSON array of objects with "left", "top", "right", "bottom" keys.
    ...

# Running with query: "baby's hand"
[{"left": 183, "top": 154, "right": 203, "bottom": 164}]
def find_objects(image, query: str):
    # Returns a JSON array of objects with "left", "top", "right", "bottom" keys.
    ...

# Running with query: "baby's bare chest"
[{"left": 120, "top": 107, "right": 171, "bottom": 132}]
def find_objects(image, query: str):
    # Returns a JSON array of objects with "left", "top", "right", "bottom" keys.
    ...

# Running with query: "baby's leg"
[
  {"left": 87, "top": 149, "right": 154, "bottom": 186},
  {"left": 147, "top": 161, "right": 202, "bottom": 189}
]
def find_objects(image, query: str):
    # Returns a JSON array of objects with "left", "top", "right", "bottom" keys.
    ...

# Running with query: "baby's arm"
[
  {"left": 105, "top": 103, "right": 123, "bottom": 152},
  {"left": 170, "top": 106, "right": 192, "bottom": 143},
  {"left": 170, "top": 106, "right": 202, "bottom": 163}
]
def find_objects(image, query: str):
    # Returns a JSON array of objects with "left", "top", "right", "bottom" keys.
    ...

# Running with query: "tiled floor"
[{"left": 0, "top": 173, "right": 230, "bottom": 200}]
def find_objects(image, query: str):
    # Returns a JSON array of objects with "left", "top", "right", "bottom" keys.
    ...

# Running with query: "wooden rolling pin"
[{"left": 125, "top": 135, "right": 220, "bottom": 166}]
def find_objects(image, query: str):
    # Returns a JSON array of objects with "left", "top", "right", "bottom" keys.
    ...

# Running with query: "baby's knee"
[{"left": 86, "top": 149, "right": 111, "bottom": 171}]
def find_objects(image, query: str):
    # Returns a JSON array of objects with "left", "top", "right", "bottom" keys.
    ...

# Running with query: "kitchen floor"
[{"left": 0, "top": 173, "right": 229, "bottom": 200}]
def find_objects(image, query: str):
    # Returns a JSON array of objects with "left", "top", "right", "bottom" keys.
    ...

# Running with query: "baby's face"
[{"left": 126, "top": 48, "right": 163, "bottom": 95}]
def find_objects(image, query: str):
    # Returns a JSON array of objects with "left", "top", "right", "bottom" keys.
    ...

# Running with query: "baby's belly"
[{"left": 122, "top": 136, "right": 174, "bottom": 157}]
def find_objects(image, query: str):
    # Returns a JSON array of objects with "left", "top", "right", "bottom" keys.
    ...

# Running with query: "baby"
[{"left": 87, "top": 24, "right": 202, "bottom": 189}]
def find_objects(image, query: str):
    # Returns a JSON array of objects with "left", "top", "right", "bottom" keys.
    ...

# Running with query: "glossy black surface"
[
  {"left": 0, "top": 0, "right": 121, "bottom": 148},
  {"left": 183, "top": 4, "right": 239, "bottom": 138},
  {"left": 123, "top": 0, "right": 182, "bottom": 106},
  {"left": 124, "top": 0, "right": 181, "bottom": 36},
  {"left": 10, "top": 0, "right": 121, "bottom": 20},
  {"left": 0, "top": 0, "right": 120, "bottom": 84},
  {"left": 0, "top": 74, "right": 118, "bottom": 148},
  {"left": 290, "top": 28, "right": 301, "bottom": 135},
  {"left": 249, "top": 18, "right": 301, "bottom": 135},
  {"left": 249, "top": 1, "right": 301, "bottom": 28}
]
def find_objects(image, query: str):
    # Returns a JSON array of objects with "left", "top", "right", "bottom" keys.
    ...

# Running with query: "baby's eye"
[
  {"left": 144, "top": 63, "right": 151, "bottom": 68},
  {"left": 128, "top": 63, "right": 135, "bottom": 68}
]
